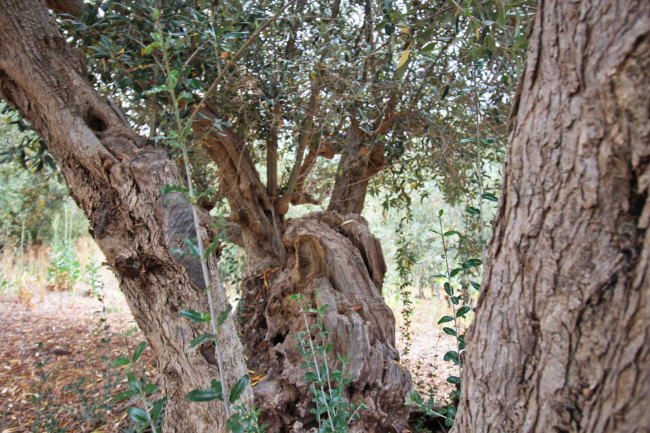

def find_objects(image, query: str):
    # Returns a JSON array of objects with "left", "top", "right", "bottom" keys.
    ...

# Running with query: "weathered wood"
[
  {"left": 0, "top": 1, "right": 414, "bottom": 431},
  {"left": 239, "top": 211, "right": 411, "bottom": 432},
  {"left": 0, "top": 2, "right": 250, "bottom": 431},
  {"left": 452, "top": 1, "right": 650, "bottom": 432}
]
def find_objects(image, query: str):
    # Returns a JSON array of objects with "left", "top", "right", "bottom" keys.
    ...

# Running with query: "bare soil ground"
[
  {"left": 0, "top": 285, "right": 156, "bottom": 433},
  {"left": 0, "top": 263, "right": 458, "bottom": 433}
]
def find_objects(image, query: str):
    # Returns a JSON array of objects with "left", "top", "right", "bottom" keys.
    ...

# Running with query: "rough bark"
[
  {"left": 0, "top": 2, "right": 250, "bottom": 432},
  {"left": 453, "top": 1, "right": 650, "bottom": 432},
  {"left": 197, "top": 89, "right": 412, "bottom": 430},
  {"left": 327, "top": 122, "right": 387, "bottom": 215},
  {"left": 0, "top": 1, "right": 413, "bottom": 431},
  {"left": 195, "top": 110, "right": 285, "bottom": 272},
  {"left": 327, "top": 126, "right": 372, "bottom": 215},
  {"left": 44, "top": 0, "right": 85, "bottom": 17},
  {"left": 238, "top": 211, "right": 411, "bottom": 432}
]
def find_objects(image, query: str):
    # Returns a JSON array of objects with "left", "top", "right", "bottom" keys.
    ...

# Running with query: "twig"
[{"left": 186, "top": 0, "right": 297, "bottom": 126}]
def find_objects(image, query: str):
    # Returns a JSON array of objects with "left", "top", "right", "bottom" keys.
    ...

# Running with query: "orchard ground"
[{"left": 0, "top": 239, "right": 459, "bottom": 432}]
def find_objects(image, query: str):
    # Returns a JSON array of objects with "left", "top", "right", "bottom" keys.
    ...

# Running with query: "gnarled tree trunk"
[
  {"left": 453, "top": 1, "right": 650, "bottom": 432},
  {"left": 238, "top": 211, "right": 411, "bottom": 432},
  {"left": 0, "top": 2, "right": 250, "bottom": 432},
  {"left": 0, "top": 1, "right": 413, "bottom": 431},
  {"left": 198, "top": 120, "right": 412, "bottom": 431}
]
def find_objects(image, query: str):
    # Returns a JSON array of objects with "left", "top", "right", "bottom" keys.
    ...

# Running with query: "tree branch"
[
  {"left": 266, "top": 103, "right": 281, "bottom": 199},
  {"left": 187, "top": 0, "right": 297, "bottom": 127},
  {"left": 275, "top": 70, "right": 322, "bottom": 215},
  {"left": 192, "top": 106, "right": 285, "bottom": 266},
  {"left": 46, "top": 0, "right": 84, "bottom": 17}
]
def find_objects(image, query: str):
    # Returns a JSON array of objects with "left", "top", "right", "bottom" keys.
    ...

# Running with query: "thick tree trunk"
[
  {"left": 238, "top": 211, "right": 411, "bottom": 432},
  {"left": 0, "top": 2, "right": 250, "bottom": 432},
  {"left": 453, "top": 1, "right": 650, "bottom": 432},
  {"left": 0, "top": 2, "right": 412, "bottom": 431},
  {"left": 197, "top": 106, "right": 412, "bottom": 429}
]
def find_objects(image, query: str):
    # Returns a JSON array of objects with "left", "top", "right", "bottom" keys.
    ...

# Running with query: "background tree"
[
  {"left": 452, "top": 1, "right": 650, "bottom": 432},
  {"left": 0, "top": 107, "right": 76, "bottom": 247}
]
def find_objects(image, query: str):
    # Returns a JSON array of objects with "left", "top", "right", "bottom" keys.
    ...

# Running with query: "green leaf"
[
  {"left": 450, "top": 296, "right": 460, "bottom": 305},
  {"left": 132, "top": 341, "right": 146, "bottom": 362},
  {"left": 185, "top": 388, "right": 222, "bottom": 402},
  {"left": 226, "top": 413, "right": 244, "bottom": 433},
  {"left": 303, "top": 371, "right": 318, "bottom": 382},
  {"left": 443, "top": 230, "right": 459, "bottom": 237},
  {"left": 144, "top": 383, "right": 158, "bottom": 396},
  {"left": 443, "top": 327, "right": 457, "bottom": 336},
  {"left": 450, "top": 267, "right": 463, "bottom": 278},
  {"left": 446, "top": 375, "right": 461, "bottom": 385},
  {"left": 482, "top": 192, "right": 498, "bottom": 202},
  {"left": 150, "top": 397, "right": 166, "bottom": 421},
  {"left": 143, "top": 41, "right": 162, "bottom": 55},
  {"left": 443, "top": 350, "right": 459, "bottom": 365},
  {"left": 180, "top": 309, "right": 211, "bottom": 323},
  {"left": 456, "top": 306, "right": 471, "bottom": 317},
  {"left": 471, "top": 281, "right": 480, "bottom": 291},
  {"left": 205, "top": 238, "right": 221, "bottom": 257},
  {"left": 112, "top": 389, "right": 137, "bottom": 402},
  {"left": 467, "top": 206, "right": 481, "bottom": 215},
  {"left": 183, "top": 238, "right": 201, "bottom": 260},
  {"left": 160, "top": 184, "right": 188, "bottom": 195},
  {"left": 189, "top": 333, "right": 215, "bottom": 348},
  {"left": 420, "top": 42, "right": 436, "bottom": 53},
  {"left": 142, "top": 85, "right": 168, "bottom": 95},
  {"left": 229, "top": 374, "right": 249, "bottom": 404},
  {"left": 462, "top": 259, "right": 482, "bottom": 269},
  {"left": 178, "top": 91, "right": 194, "bottom": 101},
  {"left": 447, "top": 404, "right": 457, "bottom": 419},
  {"left": 112, "top": 357, "right": 130, "bottom": 367},
  {"left": 127, "top": 407, "right": 150, "bottom": 424},
  {"left": 438, "top": 315, "right": 454, "bottom": 324},
  {"left": 216, "top": 304, "right": 233, "bottom": 328},
  {"left": 319, "top": 303, "right": 329, "bottom": 318},
  {"left": 210, "top": 379, "right": 221, "bottom": 390},
  {"left": 127, "top": 371, "right": 140, "bottom": 392},
  {"left": 189, "top": 79, "right": 204, "bottom": 90},
  {"left": 433, "top": 273, "right": 446, "bottom": 278},
  {"left": 444, "top": 282, "right": 453, "bottom": 296}
]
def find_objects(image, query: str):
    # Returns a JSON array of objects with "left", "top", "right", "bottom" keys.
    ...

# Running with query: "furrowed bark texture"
[
  {"left": 195, "top": 115, "right": 285, "bottom": 272},
  {"left": 327, "top": 125, "right": 384, "bottom": 215},
  {"left": 0, "top": 2, "right": 250, "bottom": 432},
  {"left": 453, "top": 1, "right": 650, "bottom": 432},
  {"left": 238, "top": 212, "right": 411, "bottom": 432},
  {"left": 197, "top": 115, "right": 412, "bottom": 429}
]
